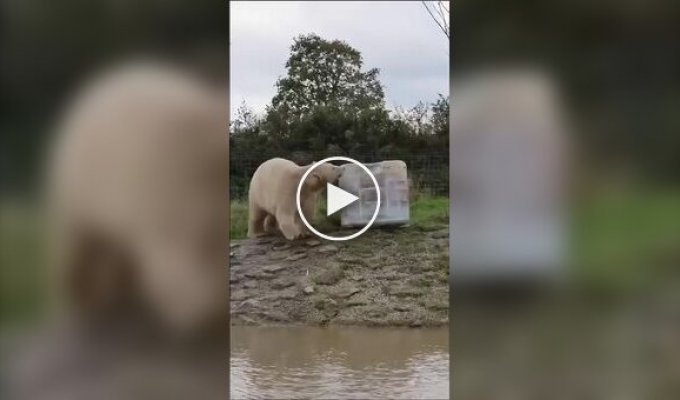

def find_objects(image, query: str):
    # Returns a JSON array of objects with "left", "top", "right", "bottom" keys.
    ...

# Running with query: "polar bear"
[
  {"left": 247, "top": 158, "right": 342, "bottom": 240},
  {"left": 46, "top": 60, "right": 228, "bottom": 337}
]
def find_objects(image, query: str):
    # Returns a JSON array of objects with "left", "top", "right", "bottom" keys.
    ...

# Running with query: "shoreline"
[{"left": 229, "top": 226, "right": 449, "bottom": 327}]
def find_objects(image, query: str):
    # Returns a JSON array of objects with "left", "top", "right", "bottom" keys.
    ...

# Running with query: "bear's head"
[{"left": 302, "top": 162, "right": 343, "bottom": 191}]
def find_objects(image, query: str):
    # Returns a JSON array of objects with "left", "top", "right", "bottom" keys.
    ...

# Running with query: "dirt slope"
[{"left": 230, "top": 226, "right": 449, "bottom": 326}]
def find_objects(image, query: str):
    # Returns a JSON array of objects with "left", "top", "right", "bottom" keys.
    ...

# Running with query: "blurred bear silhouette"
[{"left": 45, "top": 59, "right": 229, "bottom": 339}]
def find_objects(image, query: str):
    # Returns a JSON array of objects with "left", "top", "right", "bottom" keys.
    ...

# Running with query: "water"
[{"left": 231, "top": 326, "right": 449, "bottom": 399}]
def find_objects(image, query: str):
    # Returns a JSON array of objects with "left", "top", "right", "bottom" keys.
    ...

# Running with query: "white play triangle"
[{"left": 326, "top": 183, "right": 359, "bottom": 216}]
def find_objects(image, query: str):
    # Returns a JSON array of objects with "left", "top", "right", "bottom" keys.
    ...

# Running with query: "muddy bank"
[{"left": 230, "top": 226, "right": 449, "bottom": 327}]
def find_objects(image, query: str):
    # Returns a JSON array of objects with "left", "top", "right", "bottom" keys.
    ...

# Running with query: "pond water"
[{"left": 231, "top": 325, "right": 449, "bottom": 399}]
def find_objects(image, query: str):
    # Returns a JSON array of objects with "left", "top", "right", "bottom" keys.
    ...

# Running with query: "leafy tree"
[
  {"left": 431, "top": 94, "right": 449, "bottom": 137},
  {"left": 394, "top": 101, "right": 431, "bottom": 136},
  {"left": 270, "top": 33, "right": 385, "bottom": 121},
  {"left": 230, "top": 101, "right": 259, "bottom": 134}
]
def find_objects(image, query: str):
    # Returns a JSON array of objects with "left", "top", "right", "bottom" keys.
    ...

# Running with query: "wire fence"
[{"left": 230, "top": 150, "right": 449, "bottom": 200}]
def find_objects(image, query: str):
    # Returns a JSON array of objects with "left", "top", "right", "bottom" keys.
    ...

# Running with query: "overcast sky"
[{"left": 230, "top": 1, "right": 449, "bottom": 116}]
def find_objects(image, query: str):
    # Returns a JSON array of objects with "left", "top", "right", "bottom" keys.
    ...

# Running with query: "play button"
[
  {"left": 326, "top": 183, "right": 359, "bottom": 216},
  {"left": 296, "top": 156, "right": 380, "bottom": 241}
]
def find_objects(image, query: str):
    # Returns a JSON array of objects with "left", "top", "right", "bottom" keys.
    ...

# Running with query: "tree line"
[{"left": 230, "top": 34, "right": 449, "bottom": 198}]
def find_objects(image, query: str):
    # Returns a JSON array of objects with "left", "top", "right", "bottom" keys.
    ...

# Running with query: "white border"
[{"left": 296, "top": 156, "right": 381, "bottom": 241}]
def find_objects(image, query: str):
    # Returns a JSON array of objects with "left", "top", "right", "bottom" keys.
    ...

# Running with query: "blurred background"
[
  {"left": 452, "top": 0, "right": 680, "bottom": 398},
  {"left": 2, "top": 0, "right": 680, "bottom": 399},
  {"left": 0, "top": 0, "right": 226, "bottom": 321},
  {"left": 1, "top": 1, "right": 227, "bottom": 399}
]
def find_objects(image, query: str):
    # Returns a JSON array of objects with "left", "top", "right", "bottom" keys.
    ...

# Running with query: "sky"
[{"left": 229, "top": 1, "right": 449, "bottom": 117}]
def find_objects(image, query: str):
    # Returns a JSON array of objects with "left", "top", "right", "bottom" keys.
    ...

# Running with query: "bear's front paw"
[{"left": 281, "top": 230, "right": 298, "bottom": 241}]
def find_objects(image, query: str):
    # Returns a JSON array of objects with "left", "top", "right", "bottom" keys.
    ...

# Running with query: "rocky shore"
[{"left": 230, "top": 227, "right": 449, "bottom": 327}]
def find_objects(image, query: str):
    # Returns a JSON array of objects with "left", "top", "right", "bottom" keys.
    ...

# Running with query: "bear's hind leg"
[
  {"left": 56, "top": 224, "right": 139, "bottom": 325},
  {"left": 263, "top": 214, "right": 278, "bottom": 234},
  {"left": 247, "top": 203, "right": 267, "bottom": 238}
]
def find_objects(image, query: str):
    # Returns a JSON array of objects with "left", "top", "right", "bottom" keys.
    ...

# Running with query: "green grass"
[
  {"left": 0, "top": 199, "right": 48, "bottom": 326},
  {"left": 572, "top": 187, "right": 680, "bottom": 294},
  {"left": 410, "top": 196, "right": 449, "bottom": 230},
  {"left": 230, "top": 201, "right": 249, "bottom": 241},
  {"left": 229, "top": 195, "right": 449, "bottom": 240}
]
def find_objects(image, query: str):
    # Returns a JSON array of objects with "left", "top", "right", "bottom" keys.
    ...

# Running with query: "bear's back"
[
  {"left": 48, "top": 60, "right": 228, "bottom": 237},
  {"left": 249, "top": 158, "right": 301, "bottom": 210}
]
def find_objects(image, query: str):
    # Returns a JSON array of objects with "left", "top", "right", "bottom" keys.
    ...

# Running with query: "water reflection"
[{"left": 231, "top": 326, "right": 449, "bottom": 399}]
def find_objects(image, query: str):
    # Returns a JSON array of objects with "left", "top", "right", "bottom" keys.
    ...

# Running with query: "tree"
[
  {"left": 421, "top": 1, "right": 450, "bottom": 39},
  {"left": 431, "top": 94, "right": 449, "bottom": 137},
  {"left": 270, "top": 33, "right": 385, "bottom": 121},
  {"left": 230, "top": 101, "right": 259, "bottom": 134},
  {"left": 395, "top": 101, "right": 431, "bottom": 136}
]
